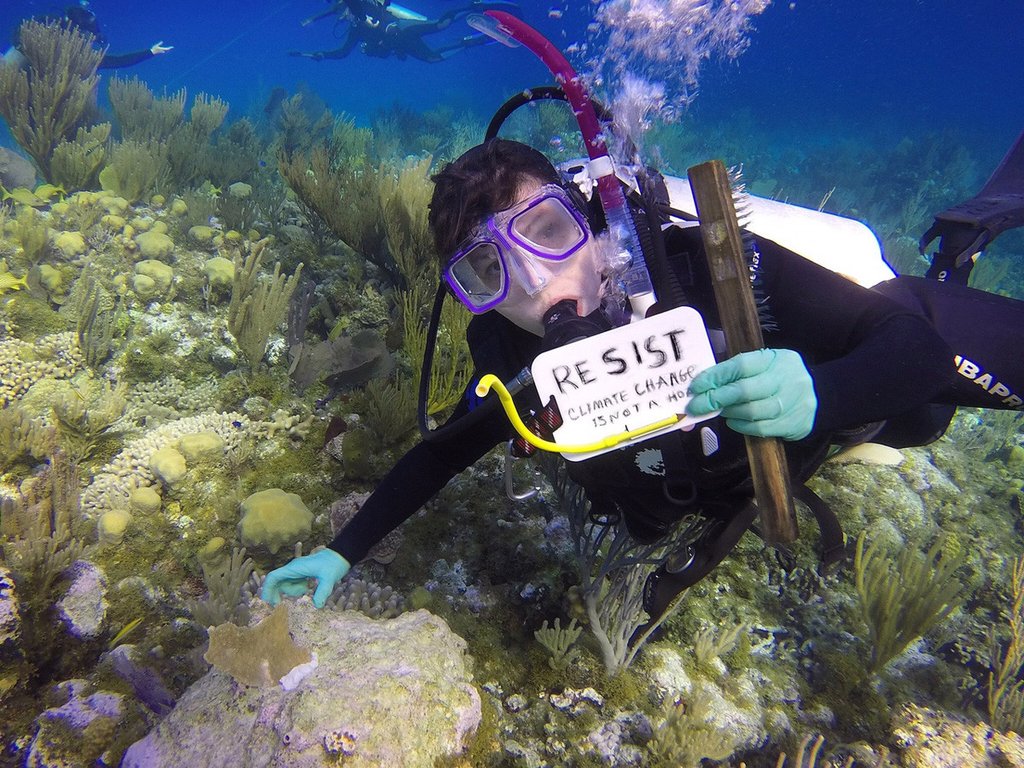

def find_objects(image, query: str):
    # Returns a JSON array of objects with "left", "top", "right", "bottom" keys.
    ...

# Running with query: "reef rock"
[
  {"left": 0, "top": 567, "right": 19, "bottom": 649},
  {"left": 56, "top": 561, "right": 108, "bottom": 639},
  {"left": 892, "top": 702, "right": 1024, "bottom": 767},
  {"left": 121, "top": 600, "right": 481, "bottom": 768},
  {"left": 26, "top": 679, "right": 127, "bottom": 768},
  {"left": 0, "top": 147, "right": 35, "bottom": 190}
]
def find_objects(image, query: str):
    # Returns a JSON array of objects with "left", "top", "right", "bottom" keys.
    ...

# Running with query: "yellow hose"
[{"left": 475, "top": 373, "right": 682, "bottom": 454}]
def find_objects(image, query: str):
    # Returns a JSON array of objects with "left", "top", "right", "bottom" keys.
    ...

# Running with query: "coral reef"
[
  {"left": 0, "top": 51, "right": 1020, "bottom": 765},
  {"left": 123, "top": 603, "right": 479, "bottom": 767}
]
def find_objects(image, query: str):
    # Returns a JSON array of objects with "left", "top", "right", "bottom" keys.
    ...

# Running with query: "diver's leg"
[
  {"left": 300, "top": 1, "right": 346, "bottom": 27},
  {"left": 920, "top": 129, "right": 1024, "bottom": 285},
  {"left": 390, "top": 31, "right": 444, "bottom": 62},
  {"left": 873, "top": 275, "right": 1024, "bottom": 411},
  {"left": 433, "top": 32, "right": 493, "bottom": 60},
  {"left": 289, "top": 34, "right": 358, "bottom": 61}
]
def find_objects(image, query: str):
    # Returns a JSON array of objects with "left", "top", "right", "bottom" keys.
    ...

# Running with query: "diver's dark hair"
[{"left": 428, "top": 139, "right": 560, "bottom": 260}]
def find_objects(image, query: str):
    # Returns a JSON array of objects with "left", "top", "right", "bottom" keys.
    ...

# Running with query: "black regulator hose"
[
  {"left": 485, "top": 86, "right": 617, "bottom": 143},
  {"left": 630, "top": 173, "right": 688, "bottom": 314},
  {"left": 416, "top": 283, "right": 523, "bottom": 443}
]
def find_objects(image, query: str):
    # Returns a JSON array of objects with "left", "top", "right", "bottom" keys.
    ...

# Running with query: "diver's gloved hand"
[
  {"left": 261, "top": 549, "right": 351, "bottom": 609},
  {"left": 149, "top": 41, "right": 173, "bottom": 55},
  {"left": 686, "top": 348, "right": 816, "bottom": 441}
]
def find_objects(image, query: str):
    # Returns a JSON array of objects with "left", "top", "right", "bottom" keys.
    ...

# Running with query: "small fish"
[
  {"left": 33, "top": 183, "right": 65, "bottom": 201},
  {"left": 197, "top": 181, "right": 222, "bottom": 198},
  {"left": 1, "top": 185, "right": 46, "bottom": 207},
  {"left": 0, "top": 272, "right": 29, "bottom": 294},
  {"left": 548, "top": 8, "right": 563, "bottom": 19}
]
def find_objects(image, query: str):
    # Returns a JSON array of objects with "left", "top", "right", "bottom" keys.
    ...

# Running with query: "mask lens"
[
  {"left": 446, "top": 241, "right": 506, "bottom": 311},
  {"left": 509, "top": 195, "right": 585, "bottom": 257}
]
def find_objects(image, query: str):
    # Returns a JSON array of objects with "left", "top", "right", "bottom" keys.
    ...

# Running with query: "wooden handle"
[{"left": 687, "top": 159, "right": 799, "bottom": 544}]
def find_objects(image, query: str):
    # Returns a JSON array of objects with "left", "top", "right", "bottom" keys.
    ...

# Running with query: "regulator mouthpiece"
[{"left": 541, "top": 299, "right": 610, "bottom": 351}]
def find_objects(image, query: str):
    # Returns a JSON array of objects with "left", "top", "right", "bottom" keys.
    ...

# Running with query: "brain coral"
[{"left": 238, "top": 489, "right": 312, "bottom": 554}]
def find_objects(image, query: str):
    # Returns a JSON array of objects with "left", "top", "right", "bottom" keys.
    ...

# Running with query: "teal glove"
[
  {"left": 261, "top": 549, "right": 351, "bottom": 609},
  {"left": 686, "top": 348, "right": 817, "bottom": 441}
]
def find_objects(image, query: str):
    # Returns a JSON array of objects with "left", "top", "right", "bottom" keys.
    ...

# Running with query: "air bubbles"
[{"left": 583, "top": 0, "right": 770, "bottom": 135}]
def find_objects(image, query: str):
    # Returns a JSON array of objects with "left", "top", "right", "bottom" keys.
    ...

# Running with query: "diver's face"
[{"left": 492, "top": 181, "right": 605, "bottom": 336}]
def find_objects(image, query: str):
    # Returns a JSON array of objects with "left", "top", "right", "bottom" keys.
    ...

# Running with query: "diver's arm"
[
  {"left": 290, "top": 34, "right": 359, "bottom": 61},
  {"left": 756, "top": 239, "right": 955, "bottom": 432},
  {"left": 301, "top": 1, "right": 348, "bottom": 26},
  {"left": 316, "top": 37, "right": 360, "bottom": 60},
  {"left": 98, "top": 49, "right": 156, "bottom": 69},
  {"left": 327, "top": 389, "right": 511, "bottom": 564}
]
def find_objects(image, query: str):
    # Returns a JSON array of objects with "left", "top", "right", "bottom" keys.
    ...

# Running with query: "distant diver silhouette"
[{"left": 290, "top": 0, "right": 520, "bottom": 63}]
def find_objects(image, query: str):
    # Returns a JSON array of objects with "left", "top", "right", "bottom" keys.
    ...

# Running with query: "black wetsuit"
[
  {"left": 328, "top": 225, "right": 1024, "bottom": 564},
  {"left": 96, "top": 49, "right": 156, "bottom": 69}
]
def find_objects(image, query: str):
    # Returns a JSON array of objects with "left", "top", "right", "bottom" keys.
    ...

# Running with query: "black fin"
[{"left": 921, "top": 129, "right": 1024, "bottom": 283}]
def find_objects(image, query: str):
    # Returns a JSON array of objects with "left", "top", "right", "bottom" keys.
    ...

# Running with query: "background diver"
[
  {"left": 3, "top": 1, "right": 172, "bottom": 70},
  {"left": 290, "top": 0, "right": 519, "bottom": 63},
  {"left": 260, "top": 121, "right": 1024, "bottom": 638}
]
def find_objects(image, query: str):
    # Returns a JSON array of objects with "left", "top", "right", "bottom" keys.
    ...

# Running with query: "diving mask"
[{"left": 443, "top": 184, "right": 590, "bottom": 313}]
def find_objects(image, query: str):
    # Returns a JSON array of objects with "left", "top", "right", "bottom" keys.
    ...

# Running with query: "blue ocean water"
[{"left": 2, "top": 0, "right": 1021, "bottom": 164}]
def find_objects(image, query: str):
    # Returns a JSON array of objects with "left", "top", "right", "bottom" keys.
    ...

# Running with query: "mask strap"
[{"left": 417, "top": 282, "right": 513, "bottom": 443}]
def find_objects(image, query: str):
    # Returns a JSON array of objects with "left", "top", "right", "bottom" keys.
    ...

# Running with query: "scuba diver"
[
  {"left": 262, "top": 135, "right": 1024, "bottom": 629},
  {"left": 263, "top": 14, "right": 1024, "bottom": 637},
  {"left": 3, "top": 1, "right": 173, "bottom": 70},
  {"left": 289, "top": 0, "right": 519, "bottom": 63}
]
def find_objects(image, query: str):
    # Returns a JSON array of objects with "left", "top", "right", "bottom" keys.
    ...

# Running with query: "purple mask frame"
[{"left": 443, "top": 184, "right": 590, "bottom": 313}]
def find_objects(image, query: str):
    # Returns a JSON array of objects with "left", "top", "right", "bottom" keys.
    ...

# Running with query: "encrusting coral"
[{"left": 203, "top": 602, "right": 312, "bottom": 688}]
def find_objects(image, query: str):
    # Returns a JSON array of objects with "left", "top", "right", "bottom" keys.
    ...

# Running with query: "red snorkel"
[{"left": 478, "top": 10, "right": 657, "bottom": 320}]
